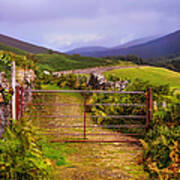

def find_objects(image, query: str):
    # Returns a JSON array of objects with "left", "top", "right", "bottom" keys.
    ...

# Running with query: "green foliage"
[
  {"left": 139, "top": 94, "right": 180, "bottom": 179},
  {"left": 57, "top": 73, "right": 88, "bottom": 90},
  {"left": 35, "top": 70, "right": 54, "bottom": 87},
  {"left": 1, "top": 88, "right": 13, "bottom": 105},
  {"left": 0, "top": 119, "right": 51, "bottom": 179},
  {"left": 107, "top": 54, "right": 146, "bottom": 65},
  {"left": 153, "top": 94, "right": 180, "bottom": 126},
  {"left": 41, "top": 142, "right": 67, "bottom": 166},
  {"left": 88, "top": 79, "right": 171, "bottom": 128},
  {"left": 0, "top": 51, "right": 37, "bottom": 72},
  {"left": 140, "top": 125, "right": 180, "bottom": 179}
]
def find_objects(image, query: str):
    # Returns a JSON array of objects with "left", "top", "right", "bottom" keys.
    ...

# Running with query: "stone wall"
[
  {"left": 0, "top": 69, "right": 36, "bottom": 136},
  {"left": 0, "top": 72, "right": 11, "bottom": 136},
  {"left": 16, "top": 68, "right": 36, "bottom": 104},
  {"left": 88, "top": 72, "right": 128, "bottom": 90}
]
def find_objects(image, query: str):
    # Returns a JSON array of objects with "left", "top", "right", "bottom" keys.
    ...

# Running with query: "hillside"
[
  {"left": 0, "top": 43, "right": 28, "bottom": 55},
  {"left": 76, "top": 30, "right": 180, "bottom": 60},
  {"left": 0, "top": 34, "right": 57, "bottom": 54},
  {"left": 36, "top": 53, "right": 132, "bottom": 72},
  {"left": 103, "top": 66, "right": 180, "bottom": 89}
]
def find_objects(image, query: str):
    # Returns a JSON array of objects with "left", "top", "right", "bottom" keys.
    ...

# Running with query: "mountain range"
[
  {"left": 66, "top": 30, "right": 180, "bottom": 59},
  {"left": 0, "top": 30, "right": 180, "bottom": 60},
  {"left": 67, "top": 35, "right": 160, "bottom": 55}
]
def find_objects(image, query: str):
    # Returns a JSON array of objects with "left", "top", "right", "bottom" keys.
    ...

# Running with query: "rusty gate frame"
[{"left": 16, "top": 88, "right": 153, "bottom": 143}]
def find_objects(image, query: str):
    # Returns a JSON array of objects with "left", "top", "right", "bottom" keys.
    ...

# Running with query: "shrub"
[
  {"left": 88, "top": 79, "right": 171, "bottom": 127},
  {"left": 140, "top": 125, "right": 180, "bottom": 179},
  {"left": 140, "top": 95, "right": 180, "bottom": 179},
  {"left": 0, "top": 119, "right": 51, "bottom": 179},
  {"left": 153, "top": 94, "right": 180, "bottom": 126},
  {"left": 57, "top": 73, "right": 88, "bottom": 90}
]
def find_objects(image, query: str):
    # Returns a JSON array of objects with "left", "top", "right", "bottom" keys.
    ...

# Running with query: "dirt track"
[
  {"left": 53, "top": 65, "right": 149, "bottom": 76},
  {"left": 35, "top": 93, "right": 149, "bottom": 179}
]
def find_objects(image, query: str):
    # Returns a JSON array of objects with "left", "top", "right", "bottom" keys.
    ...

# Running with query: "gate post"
[
  {"left": 11, "top": 61, "right": 16, "bottom": 120},
  {"left": 20, "top": 87, "right": 24, "bottom": 118},
  {"left": 146, "top": 91, "right": 149, "bottom": 128},
  {"left": 149, "top": 88, "right": 153, "bottom": 124},
  {"left": 83, "top": 95, "right": 87, "bottom": 140},
  {"left": 146, "top": 88, "right": 153, "bottom": 130},
  {"left": 16, "top": 86, "right": 20, "bottom": 120}
]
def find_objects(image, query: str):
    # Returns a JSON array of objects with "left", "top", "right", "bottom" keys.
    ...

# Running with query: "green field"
[
  {"left": 36, "top": 53, "right": 134, "bottom": 72},
  {"left": 104, "top": 66, "right": 180, "bottom": 89}
]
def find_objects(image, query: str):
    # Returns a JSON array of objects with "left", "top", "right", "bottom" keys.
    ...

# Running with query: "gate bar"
[
  {"left": 51, "top": 140, "right": 140, "bottom": 143},
  {"left": 31, "top": 115, "right": 146, "bottom": 119},
  {"left": 44, "top": 124, "right": 146, "bottom": 128},
  {"left": 26, "top": 89, "right": 145, "bottom": 94},
  {"left": 43, "top": 133, "right": 144, "bottom": 136},
  {"left": 28, "top": 103, "right": 146, "bottom": 107}
]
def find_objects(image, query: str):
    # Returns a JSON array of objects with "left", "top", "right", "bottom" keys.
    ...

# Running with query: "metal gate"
[{"left": 16, "top": 88, "right": 153, "bottom": 143}]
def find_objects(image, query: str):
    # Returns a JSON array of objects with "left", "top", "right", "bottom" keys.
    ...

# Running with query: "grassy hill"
[
  {"left": 36, "top": 53, "right": 134, "bottom": 72},
  {"left": 0, "top": 43, "right": 28, "bottom": 55},
  {"left": 0, "top": 34, "right": 59, "bottom": 54},
  {"left": 103, "top": 66, "right": 180, "bottom": 89}
]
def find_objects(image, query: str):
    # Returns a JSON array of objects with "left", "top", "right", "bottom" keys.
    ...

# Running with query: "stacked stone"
[
  {"left": 0, "top": 69, "right": 36, "bottom": 136},
  {"left": 88, "top": 72, "right": 129, "bottom": 90},
  {"left": 0, "top": 72, "right": 11, "bottom": 136}
]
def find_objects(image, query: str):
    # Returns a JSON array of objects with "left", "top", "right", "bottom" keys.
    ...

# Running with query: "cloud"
[
  {"left": 0, "top": 0, "right": 180, "bottom": 51},
  {"left": 44, "top": 33, "right": 104, "bottom": 50},
  {"left": 1, "top": 0, "right": 180, "bottom": 22}
]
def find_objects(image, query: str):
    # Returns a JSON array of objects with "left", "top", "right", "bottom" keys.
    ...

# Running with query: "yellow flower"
[
  {"left": 45, "top": 159, "right": 51, "bottom": 166},
  {"left": 1, "top": 165, "right": 5, "bottom": 170},
  {"left": 178, "top": 168, "right": 180, "bottom": 173}
]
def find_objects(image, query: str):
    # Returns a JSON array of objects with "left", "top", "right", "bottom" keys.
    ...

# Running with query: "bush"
[
  {"left": 140, "top": 125, "right": 180, "bottom": 179},
  {"left": 140, "top": 95, "right": 180, "bottom": 179},
  {"left": 153, "top": 94, "right": 180, "bottom": 126},
  {"left": 88, "top": 79, "right": 171, "bottom": 127},
  {"left": 0, "top": 119, "right": 51, "bottom": 179},
  {"left": 57, "top": 73, "right": 88, "bottom": 90}
]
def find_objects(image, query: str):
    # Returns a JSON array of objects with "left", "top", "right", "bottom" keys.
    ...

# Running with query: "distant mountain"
[
  {"left": 66, "top": 36, "right": 160, "bottom": 55},
  {"left": 67, "top": 46, "right": 108, "bottom": 55},
  {"left": 72, "top": 30, "right": 180, "bottom": 60},
  {"left": 112, "top": 35, "right": 161, "bottom": 49},
  {"left": 0, "top": 34, "right": 58, "bottom": 54}
]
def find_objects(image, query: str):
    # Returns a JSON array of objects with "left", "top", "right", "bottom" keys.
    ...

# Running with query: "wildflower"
[{"left": 45, "top": 159, "right": 51, "bottom": 166}]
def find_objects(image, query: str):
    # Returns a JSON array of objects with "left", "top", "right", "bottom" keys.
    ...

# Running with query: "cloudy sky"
[{"left": 0, "top": 0, "right": 180, "bottom": 51}]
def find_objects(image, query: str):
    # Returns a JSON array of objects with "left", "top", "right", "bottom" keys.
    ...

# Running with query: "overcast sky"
[{"left": 0, "top": 0, "right": 180, "bottom": 51}]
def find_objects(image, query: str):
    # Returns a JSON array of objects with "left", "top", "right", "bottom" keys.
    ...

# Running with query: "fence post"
[
  {"left": 83, "top": 95, "right": 87, "bottom": 140},
  {"left": 11, "top": 61, "right": 16, "bottom": 120},
  {"left": 20, "top": 87, "right": 24, "bottom": 118},
  {"left": 148, "top": 88, "right": 153, "bottom": 124},
  {"left": 146, "top": 91, "right": 149, "bottom": 128},
  {"left": 146, "top": 88, "right": 153, "bottom": 130},
  {"left": 16, "top": 86, "right": 20, "bottom": 120}
]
